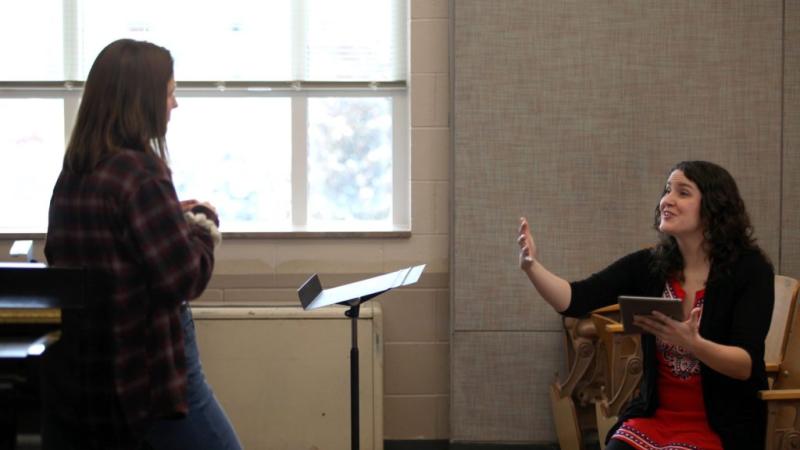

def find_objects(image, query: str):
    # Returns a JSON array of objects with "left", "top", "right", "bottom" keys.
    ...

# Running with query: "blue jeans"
[{"left": 144, "top": 304, "right": 243, "bottom": 450}]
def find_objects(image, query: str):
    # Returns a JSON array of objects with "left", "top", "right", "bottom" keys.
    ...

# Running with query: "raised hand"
[{"left": 517, "top": 217, "right": 537, "bottom": 272}]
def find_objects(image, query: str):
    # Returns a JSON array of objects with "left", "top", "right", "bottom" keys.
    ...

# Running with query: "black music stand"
[
  {"left": 297, "top": 264, "right": 425, "bottom": 450},
  {"left": 0, "top": 262, "right": 90, "bottom": 448}
]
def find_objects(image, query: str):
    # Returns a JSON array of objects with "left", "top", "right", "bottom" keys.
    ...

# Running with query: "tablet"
[{"left": 618, "top": 295, "right": 684, "bottom": 335}]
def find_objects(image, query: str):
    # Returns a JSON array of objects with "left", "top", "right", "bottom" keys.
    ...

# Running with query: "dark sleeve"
[
  {"left": 125, "top": 174, "right": 216, "bottom": 304},
  {"left": 727, "top": 251, "right": 774, "bottom": 382},
  {"left": 562, "top": 249, "right": 654, "bottom": 317}
]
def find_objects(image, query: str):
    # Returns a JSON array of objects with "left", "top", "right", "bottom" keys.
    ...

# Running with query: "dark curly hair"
[{"left": 650, "top": 161, "right": 758, "bottom": 284}]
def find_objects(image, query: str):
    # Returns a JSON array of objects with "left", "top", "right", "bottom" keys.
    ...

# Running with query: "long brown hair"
[{"left": 64, "top": 39, "right": 174, "bottom": 173}]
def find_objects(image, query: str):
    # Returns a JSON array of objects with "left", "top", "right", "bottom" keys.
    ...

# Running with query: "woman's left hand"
[
  {"left": 633, "top": 307, "right": 702, "bottom": 350},
  {"left": 180, "top": 199, "right": 200, "bottom": 212}
]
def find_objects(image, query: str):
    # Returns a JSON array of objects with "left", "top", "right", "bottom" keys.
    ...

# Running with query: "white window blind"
[
  {"left": 1, "top": 0, "right": 406, "bottom": 83},
  {"left": 300, "top": 0, "right": 406, "bottom": 81},
  {"left": 0, "top": 0, "right": 63, "bottom": 80}
]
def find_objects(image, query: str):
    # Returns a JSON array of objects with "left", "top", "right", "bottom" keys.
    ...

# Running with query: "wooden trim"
[{"left": 0, "top": 309, "right": 61, "bottom": 324}]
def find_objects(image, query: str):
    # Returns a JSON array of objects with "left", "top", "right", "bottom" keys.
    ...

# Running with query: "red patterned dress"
[{"left": 610, "top": 280, "right": 724, "bottom": 450}]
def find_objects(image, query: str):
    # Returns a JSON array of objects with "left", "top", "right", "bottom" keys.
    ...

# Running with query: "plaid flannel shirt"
[{"left": 44, "top": 149, "right": 216, "bottom": 448}]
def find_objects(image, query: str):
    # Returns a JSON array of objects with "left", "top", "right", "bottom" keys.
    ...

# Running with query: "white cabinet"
[{"left": 192, "top": 304, "right": 383, "bottom": 450}]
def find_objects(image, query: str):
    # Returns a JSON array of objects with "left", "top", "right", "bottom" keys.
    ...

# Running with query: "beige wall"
[
  {"left": 0, "top": 0, "right": 452, "bottom": 442},
  {"left": 452, "top": 0, "right": 797, "bottom": 444},
  {"left": 784, "top": 0, "right": 800, "bottom": 278}
]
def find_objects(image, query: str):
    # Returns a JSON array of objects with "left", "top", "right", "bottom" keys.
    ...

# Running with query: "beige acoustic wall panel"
[
  {"left": 192, "top": 304, "right": 383, "bottom": 450},
  {"left": 452, "top": 0, "right": 784, "bottom": 443},
  {"left": 451, "top": 331, "right": 563, "bottom": 442},
  {"left": 784, "top": 1, "right": 800, "bottom": 280}
]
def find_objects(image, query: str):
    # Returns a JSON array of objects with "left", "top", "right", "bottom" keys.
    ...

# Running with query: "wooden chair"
[
  {"left": 590, "top": 311, "right": 642, "bottom": 449},
  {"left": 550, "top": 304, "right": 623, "bottom": 450},
  {"left": 759, "top": 275, "right": 800, "bottom": 449}
]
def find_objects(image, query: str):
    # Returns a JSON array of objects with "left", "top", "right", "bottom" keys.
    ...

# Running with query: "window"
[{"left": 0, "top": 0, "right": 408, "bottom": 234}]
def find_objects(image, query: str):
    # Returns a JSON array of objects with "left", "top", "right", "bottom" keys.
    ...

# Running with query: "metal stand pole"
[{"left": 345, "top": 302, "right": 361, "bottom": 450}]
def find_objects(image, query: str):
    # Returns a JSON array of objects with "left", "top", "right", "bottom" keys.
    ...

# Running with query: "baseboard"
[
  {"left": 385, "top": 440, "right": 450, "bottom": 450},
  {"left": 449, "top": 444, "right": 560, "bottom": 450},
  {"left": 384, "top": 442, "right": 562, "bottom": 450}
]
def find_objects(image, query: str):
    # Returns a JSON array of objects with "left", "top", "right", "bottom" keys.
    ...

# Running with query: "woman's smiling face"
[{"left": 658, "top": 169, "right": 704, "bottom": 240}]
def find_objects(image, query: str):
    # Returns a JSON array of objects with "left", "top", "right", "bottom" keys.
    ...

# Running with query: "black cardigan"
[{"left": 563, "top": 248, "right": 774, "bottom": 450}]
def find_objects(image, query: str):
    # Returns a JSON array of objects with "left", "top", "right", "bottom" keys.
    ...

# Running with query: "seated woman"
[{"left": 517, "top": 160, "right": 773, "bottom": 450}]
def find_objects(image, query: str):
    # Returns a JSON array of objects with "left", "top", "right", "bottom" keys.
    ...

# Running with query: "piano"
[{"left": 0, "top": 258, "right": 88, "bottom": 449}]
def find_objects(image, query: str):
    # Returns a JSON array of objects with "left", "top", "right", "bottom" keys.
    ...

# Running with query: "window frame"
[{"left": 0, "top": 80, "right": 410, "bottom": 239}]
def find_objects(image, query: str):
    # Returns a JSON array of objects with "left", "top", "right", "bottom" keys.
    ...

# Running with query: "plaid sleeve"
[{"left": 125, "top": 174, "right": 215, "bottom": 304}]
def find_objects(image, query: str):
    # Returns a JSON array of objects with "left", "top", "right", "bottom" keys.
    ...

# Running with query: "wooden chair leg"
[
  {"left": 551, "top": 382, "right": 584, "bottom": 450},
  {"left": 594, "top": 400, "right": 619, "bottom": 450}
]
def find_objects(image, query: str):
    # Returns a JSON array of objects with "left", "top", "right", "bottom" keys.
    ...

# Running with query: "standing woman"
[
  {"left": 517, "top": 161, "right": 773, "bottom": 450},
  {"left": 43, "top": 39, "right": 241, "bottom": 450}
]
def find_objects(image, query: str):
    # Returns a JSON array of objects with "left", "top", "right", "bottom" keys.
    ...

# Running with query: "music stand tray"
[{"left": 297, "top": 264, "right": 425, "bottom": 450}]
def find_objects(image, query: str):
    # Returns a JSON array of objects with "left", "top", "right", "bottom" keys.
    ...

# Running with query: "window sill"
[
  {"left": 222, "top": 230, "right": 411, "bottom": 239},
  {"left": 1, "top": 230, "right": 412, "bottom": 240}
]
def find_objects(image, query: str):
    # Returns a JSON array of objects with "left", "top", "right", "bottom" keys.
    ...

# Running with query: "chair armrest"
[
  {"left": 765, "top": 363, "right": 780, "bottom": 374},
  {"left": 592, "top": 304, "right": 620, "bottom": 315},
  {"left": 606, "top": 323, "right": 624, "bottom": 333},
  {"left": 591, "top": 312, "right": 625, "bottom": 334},
  {"left": 759, "top": 389, "right": 800, "bottom": 401}
]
